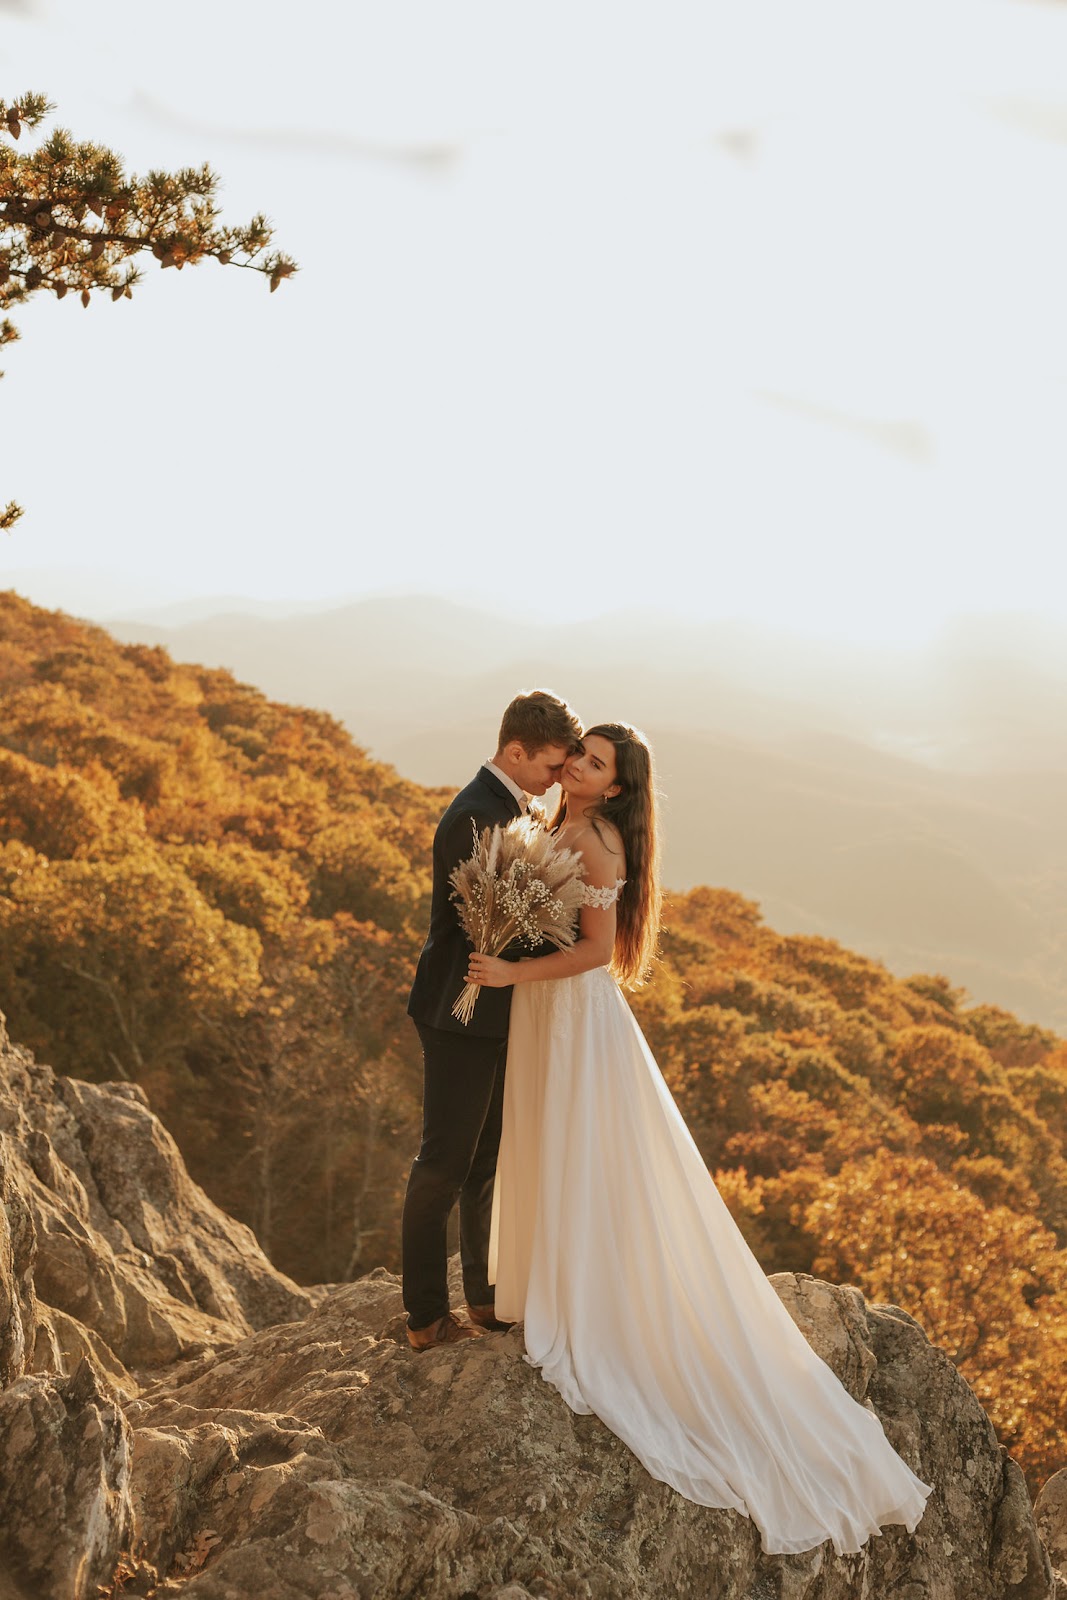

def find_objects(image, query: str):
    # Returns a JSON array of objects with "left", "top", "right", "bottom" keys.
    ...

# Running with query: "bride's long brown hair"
[{"left": 551, "top": 722, "right": 662, "bottom": 988}]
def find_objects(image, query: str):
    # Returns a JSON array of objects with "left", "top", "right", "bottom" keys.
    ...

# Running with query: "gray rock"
[
  {"left": 1036, "top": 1470, "right": 1067, "bottom": 1582},
  {"left": 0, "top": 1132, "right": 36, "bottom": 1386},
  {"left": 124, "top": 1268, "right": 1053, "bottom": 1600},
  {"left": 0, "top": 1357, "right": 133, "bottom": 1600},
  {"left": 0, "top": 1011, "right": 311, "bottom": 1376},
  {"left": 0, "top": 1014, "right": 1058, "bottom": 1599}
]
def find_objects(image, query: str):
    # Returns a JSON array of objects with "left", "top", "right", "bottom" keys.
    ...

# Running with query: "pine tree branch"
[{"left": 1, "top": 90, "right": 297, "bottom": 526}]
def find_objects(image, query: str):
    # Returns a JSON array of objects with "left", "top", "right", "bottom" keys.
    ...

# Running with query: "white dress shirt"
[{"left": 483, "top": 759, "right": 527, "bottom": 812}]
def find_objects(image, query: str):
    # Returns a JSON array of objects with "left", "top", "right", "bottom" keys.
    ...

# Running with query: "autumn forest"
[{"left": 1, "top": 590, "right": 1065, "bottom": 1490}]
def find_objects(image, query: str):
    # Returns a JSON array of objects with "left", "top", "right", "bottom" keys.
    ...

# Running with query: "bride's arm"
[
  {"left": 469, "top": 898, "right": 617, "bottom": 986},
  {"left": 467, "top": 829, "right": 623, "bottom": 988}
]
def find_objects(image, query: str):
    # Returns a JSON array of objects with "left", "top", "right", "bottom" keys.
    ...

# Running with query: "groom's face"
[{"left": 506, "top": 741, "right": 571, "bottom": 796}]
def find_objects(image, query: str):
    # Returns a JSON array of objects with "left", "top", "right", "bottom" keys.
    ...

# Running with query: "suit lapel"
[{"left": 476, "top": 766, "right": 524, "bottom": 818}]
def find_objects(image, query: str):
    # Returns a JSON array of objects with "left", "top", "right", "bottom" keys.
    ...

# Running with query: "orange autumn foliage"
[
  {"left": 1, "top": 590, "right": 1065, "bottom": 1488},
  {"left": 631, "top": 896, "right": 1067, "bottom": 1488}
]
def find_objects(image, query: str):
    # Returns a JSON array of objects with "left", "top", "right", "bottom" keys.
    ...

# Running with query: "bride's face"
[{"left": 562, "top": 734, "right": 621, "bottom": 805}]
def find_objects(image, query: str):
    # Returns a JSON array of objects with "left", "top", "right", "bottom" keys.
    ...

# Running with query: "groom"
[{"left": 403, "top": 689, "right": 583, "bottom": 1350}]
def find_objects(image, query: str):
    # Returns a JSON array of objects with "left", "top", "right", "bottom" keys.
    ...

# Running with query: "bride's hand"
[{"left": 467, "top": 953, "right": 512, "bottom": 988}]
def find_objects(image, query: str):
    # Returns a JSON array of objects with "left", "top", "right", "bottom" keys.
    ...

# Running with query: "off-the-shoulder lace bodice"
[{"left": 578, "top": 878, "right": 626, "bottom": 909}]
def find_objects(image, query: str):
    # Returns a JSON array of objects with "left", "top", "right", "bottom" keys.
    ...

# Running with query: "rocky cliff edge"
[{"left": 0, "top": 1013, "right": 1063, "bottom": 1600}]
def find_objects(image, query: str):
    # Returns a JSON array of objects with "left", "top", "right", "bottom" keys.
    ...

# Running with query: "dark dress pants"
[{"left": 401, "top": 1020, "right": 508, "bottom": 1330}]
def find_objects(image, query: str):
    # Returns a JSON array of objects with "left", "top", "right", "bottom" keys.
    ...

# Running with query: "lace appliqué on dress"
[
  {"left": 578, "top": 878, "right": 626, "bottom": 909},
  {"left": 534, "top": 964, "right": 620, "bottom": 1025}
]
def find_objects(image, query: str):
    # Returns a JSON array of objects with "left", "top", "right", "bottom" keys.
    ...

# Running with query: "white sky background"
[{"left": 1, "top": 0, "right": 1066, "bottom": 643}]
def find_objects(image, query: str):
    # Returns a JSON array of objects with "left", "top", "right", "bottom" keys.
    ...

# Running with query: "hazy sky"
[{"left": 2, "top": 0, "right": 1066, "bottom": 642}]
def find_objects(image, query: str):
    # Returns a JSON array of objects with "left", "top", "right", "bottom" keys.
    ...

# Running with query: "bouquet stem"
[{"left": 451, "top": 980, "right": 481, "bottom": 1026}]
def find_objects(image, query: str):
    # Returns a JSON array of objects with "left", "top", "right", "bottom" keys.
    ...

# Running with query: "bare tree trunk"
[
  {"left": 257, "top": 1136, "right": 273, "bottom": 1259},
  {"left": 252, "top": 1075, "right": 277, "bottom": 1260},
  {"left": 59, "top": 960, "right": 145, "bottom": 1076},
  {"left": 322, "top": 1116, "right": 336, "bottom": 1276},
  {"left": 344, "top": 1092, "right": 382, "bottom": 1280},
  {"left": 106, "top": 1049, "right": 131, "bottom": 1082}
]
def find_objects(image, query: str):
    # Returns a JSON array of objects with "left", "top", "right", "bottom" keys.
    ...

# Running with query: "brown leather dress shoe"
[
  {"left": 406, "top": 1310, "right": 486, "bottom": 1352},
  {"left": 466, "top": 1302, "right": 516, "bottom": 1333}
]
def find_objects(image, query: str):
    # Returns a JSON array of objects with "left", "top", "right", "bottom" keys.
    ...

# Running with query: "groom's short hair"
[{"left": 498, "top": 690, "right": 582, "bottom": 755}]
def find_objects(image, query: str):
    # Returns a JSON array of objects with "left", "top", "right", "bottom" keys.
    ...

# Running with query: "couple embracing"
[{"left": 402, "top": 690, "right": 931, "bottom": 1558}]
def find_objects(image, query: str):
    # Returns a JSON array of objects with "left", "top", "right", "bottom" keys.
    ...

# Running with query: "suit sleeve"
[
  {"left": 439, "top": 808, "right": 489, "bottom": 890},
  {"left": 439, "top": 804, "right": 520, "bottom": 960}
]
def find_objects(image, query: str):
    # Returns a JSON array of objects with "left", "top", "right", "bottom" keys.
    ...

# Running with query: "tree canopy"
[{"left": 0, "top": 591, "right": 1065, "bottom": 1488}]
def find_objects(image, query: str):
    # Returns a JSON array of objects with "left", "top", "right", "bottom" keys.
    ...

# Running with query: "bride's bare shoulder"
[{"left": 583, "top": 818, "right": 626, "bottom": 881}]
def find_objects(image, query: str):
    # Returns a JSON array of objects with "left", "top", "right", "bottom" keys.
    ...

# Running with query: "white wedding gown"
[{"left": 488, "top": 888, "right": 932, "bottom": 1557}]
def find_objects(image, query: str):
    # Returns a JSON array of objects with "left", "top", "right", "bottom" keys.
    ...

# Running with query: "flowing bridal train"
[
  {"left": 466, "top": 721, "right": 932, "bottom": 1557},
  {"left": 488, "top": 912, "right": 933, "bottom": 1558}
]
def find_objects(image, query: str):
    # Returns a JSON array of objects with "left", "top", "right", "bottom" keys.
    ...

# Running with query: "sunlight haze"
[{"left": 2, "top": 0, "right": 1066, "bottom": 645}]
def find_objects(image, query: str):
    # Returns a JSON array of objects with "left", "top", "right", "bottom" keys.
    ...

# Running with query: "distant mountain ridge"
[
  {"left": 104, "top": 594, "right": 1067, "bottom": 770},
  {"left": 105, "top": 594, "right": 1067, "bottom": 1032}
]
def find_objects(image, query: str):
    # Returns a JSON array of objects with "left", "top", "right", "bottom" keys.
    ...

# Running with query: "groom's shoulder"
[{"left": 439, "top": 768, "right": 510, "bottom": 826}]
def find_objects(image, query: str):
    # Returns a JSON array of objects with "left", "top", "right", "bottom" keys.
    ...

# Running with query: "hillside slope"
[
  {"left": 107, "top": 596, "right": 1067, "bottom": 1033},
  {"left": 1, "top": 590, "right": 1066, "bottom": 1484}
]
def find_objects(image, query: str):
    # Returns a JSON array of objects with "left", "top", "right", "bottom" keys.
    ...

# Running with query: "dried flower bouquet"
[{"left": 449, "top": 813, "right": 586, "bottom": 1024}]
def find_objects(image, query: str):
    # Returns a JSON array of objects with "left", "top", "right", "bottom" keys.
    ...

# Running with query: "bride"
[{"left": 466, "top": 723, "right": 932, "bottom": 1558}]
